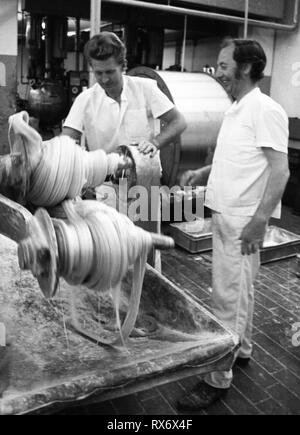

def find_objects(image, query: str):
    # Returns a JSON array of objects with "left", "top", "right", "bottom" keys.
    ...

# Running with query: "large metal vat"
[
  {"left": 128, "top": 68, "right": 232, "bottom": 184},
  {"left": 28, "top": 80, "right": 68, "bottom": 126}
]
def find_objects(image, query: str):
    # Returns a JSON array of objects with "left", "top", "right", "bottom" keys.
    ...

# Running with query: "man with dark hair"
[
  {"left": 62, "top": 32, "right": 186, "bottom": 270},
  {"left": 221, "top": 37, "right": 267, "bottom": 82},
  {"left": 178, "top": 38, "right": 289, "bottom": 410},
  {"left": 83, "top": 31, "right": 127, "bottom": 67},
  {"left": 63, "top": 32, "right": 186, "bottom": 157}
]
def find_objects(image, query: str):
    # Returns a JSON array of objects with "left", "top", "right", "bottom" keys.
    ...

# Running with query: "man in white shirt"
[
  {"left": 63, "top": 32, "right": 186, "bottom": 269},
  {"left": 63, "top": 31, "right": 186, "bottom": 158},
  {"left": 178, "top": 38, "right": 289, "bottom": 410}
]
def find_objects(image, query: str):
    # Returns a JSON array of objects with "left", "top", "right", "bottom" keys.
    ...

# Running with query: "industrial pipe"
[
  {"left": 89, "top": 0, "right": 102, "bottom": 86},
  {"left": 90, "top": 0, "right": 102, "bottom": 37},
  {"left": 244, "top": 0, "right": 249, "bottom": 38},
  {"left": 105, "top": 0, "right": 299, "bottom": 32},
  {"left": 181, "top": 15, "right": 187, "bottom": 72},
  {"left": 75, "top": 17, "right": 81, "bottom": 71}
]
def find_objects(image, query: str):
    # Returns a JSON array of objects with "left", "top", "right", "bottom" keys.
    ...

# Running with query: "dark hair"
[
  {"left": 84, "top": 32, "right": 127, "bottom": 67},
  {"left": 221, "top": 38, "right": 267, "bottom": 82}
]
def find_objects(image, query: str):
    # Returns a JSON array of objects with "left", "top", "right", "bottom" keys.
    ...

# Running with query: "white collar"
[
  {"left": 226, "top": 87, "right": 260, "bottom": 115},
  {"left": 96, "top": 74, "right": 127, "bottom": 104}
]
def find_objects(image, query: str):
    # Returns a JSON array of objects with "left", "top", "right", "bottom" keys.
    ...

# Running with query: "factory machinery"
[
  {"left": 0, "top": 61, "right": 241, "bottom": 413},
  {"left": 1, "top": 14, "right": 299, "bottom": 409},
  {"left": 2, "top": 16, "right": 299, "bottom": 410},
  {"left": 17, "top": 10, "right": 232, "bottom": 174}
]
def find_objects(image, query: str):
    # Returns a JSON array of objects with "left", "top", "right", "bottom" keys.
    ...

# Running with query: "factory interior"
[{"left": 0, "top": 0, "right": 300, "bottom": 416}]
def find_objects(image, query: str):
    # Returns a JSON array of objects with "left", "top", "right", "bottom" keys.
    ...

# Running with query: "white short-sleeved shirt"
[
  {"left": 205, "top": 87, "right": 289, "bottom": 219},
  {"left": 63, "top": 75, "right": 174, "bottom": 153}
]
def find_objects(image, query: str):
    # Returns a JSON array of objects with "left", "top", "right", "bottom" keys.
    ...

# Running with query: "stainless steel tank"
[
  {"left": 28, "top": 80, "right": 68, "bottom": 127},
  {"left": 128, "top": 68, "right": 232, "bottom": 185}
]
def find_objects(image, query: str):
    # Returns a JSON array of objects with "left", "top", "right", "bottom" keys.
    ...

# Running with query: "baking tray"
[
  {"left": 260, "top": 226, "right": 300, "bottom": 263},
  {"left": 166, "top": 219, "right": 213, "bottom": 254},
  {"left": 165, "top": 221, "right": 300, "bottom": 263},
  {"left": 0, "top": 235, "right": 238, "bottom": 415}
]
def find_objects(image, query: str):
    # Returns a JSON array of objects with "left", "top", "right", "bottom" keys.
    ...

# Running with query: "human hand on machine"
[
  {"left": 137, "top": 138, "right": 159, "bottom": 158},
  {"left": 180, "top": 166, "right": 211, "bottom": 187}
]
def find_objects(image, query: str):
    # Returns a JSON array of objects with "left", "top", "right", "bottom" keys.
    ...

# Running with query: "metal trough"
[{"left": 0, "top": 235, "right": 238, "bottom": 415}]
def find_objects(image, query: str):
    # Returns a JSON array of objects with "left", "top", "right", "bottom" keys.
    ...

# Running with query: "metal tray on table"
[
  {"left": 165, "top": 219, "right": 213, "bottom": 254},
  {"left": 260, "top": 226, "right": 300, "bottom": 263},
  {"left": 166, "top": 220, "right": 300, "bottom": 263}
]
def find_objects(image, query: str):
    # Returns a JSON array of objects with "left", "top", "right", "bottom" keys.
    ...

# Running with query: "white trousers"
[{"left": 204, "top": 212, "right": 260, "bottom": 389}]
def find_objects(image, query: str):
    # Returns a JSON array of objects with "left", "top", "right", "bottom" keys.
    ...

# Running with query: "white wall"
[
  {"left": 235, "top": 24, "right": 300, "bottom": 117},
  {"left": 246, "top": 27, "right": 275, "bottom": 77},
  {"left": 244, "top": 22, "right": 300, "bottom": 117},
  {"left": 271, "top": 28, "right": 300, "bottom": 118},
  {"left": 0, "top": 0, "right": 18, "bottom": 56},
  {"left": 0, "top": 0, "right": 18, "bottom": 153}
]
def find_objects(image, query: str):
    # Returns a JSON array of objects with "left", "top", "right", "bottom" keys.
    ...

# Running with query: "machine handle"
[{"left": 149, "top": 233, "right": 175, "bottom": 250}]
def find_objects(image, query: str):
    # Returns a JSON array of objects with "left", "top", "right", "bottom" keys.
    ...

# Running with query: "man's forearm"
[
  {"left": 197, "top": 165, "right": 212, "bottom": 185},
  {"left": 155, "top": 114, "right": 187, "bottom": 149},
  {"left": 62, "top": 126, "right": 82, "bottom": 143},
  {"left": 254, "top": 168, "right": 290, "bottom": 222}
]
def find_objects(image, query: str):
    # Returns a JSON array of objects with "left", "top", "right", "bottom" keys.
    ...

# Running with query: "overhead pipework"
[{"left": 105, "top": 0, "right": 299, "bottom": 32}]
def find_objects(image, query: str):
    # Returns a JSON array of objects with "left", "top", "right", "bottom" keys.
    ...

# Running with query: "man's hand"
[
  {"left": 239, "top": 215, "right": 267, "bottom": 256},
  {"left": 180, "top": 167, "right": 211, "bottom": 187},
  {"left": 137, "top": 139, "right": 159, "bottom": 158}
]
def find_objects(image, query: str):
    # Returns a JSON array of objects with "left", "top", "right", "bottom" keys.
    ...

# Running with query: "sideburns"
[{"left": 235, "top": 67, "right": 243, "bottom": 79}]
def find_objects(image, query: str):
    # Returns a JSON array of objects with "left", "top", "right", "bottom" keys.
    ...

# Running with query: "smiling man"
[
  {"left": 63, "top": 32, "right": 186, "bottom": 157},
  {"left": 62, "top": 32, "right": 186, "bottom": 269},
  {"left": 178, "top": 38, "right": 290, "bottom": 410}
]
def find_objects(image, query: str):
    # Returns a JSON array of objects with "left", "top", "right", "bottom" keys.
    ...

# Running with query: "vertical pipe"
[
  {"left": 20, "top": 10, "right": 26, "bottom": 83},
  {"left": 244, "top": 0, "right": 249, "bottom": 39},
  {"left": 181, "top": 15, "right": 187, "bottom": 72},
  {"left": 75, "top": 17, "right": 81, "bottom": 71},
  {"left": 90, "top": 0, "right": 102, "bottom": 37},
  {"left": 89, "top": 0, "right": 102, "bottom": 86},
  {"left": 191, "top": 38, "right": 196, "bottom": 72},
  {"left": 45, "top": 17, "right": 52, "bottom": 79}
]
